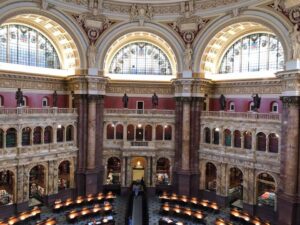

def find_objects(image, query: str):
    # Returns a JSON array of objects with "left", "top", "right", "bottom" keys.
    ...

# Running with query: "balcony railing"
[
  {"left": 201, "top": 111, "right": 281, "bottom": 121},
  {"left": 104, "top": 108, "right": 175, "bottom": 115},
  {"left": 0, "top": 107, "right": 77, "bottom": 115}
]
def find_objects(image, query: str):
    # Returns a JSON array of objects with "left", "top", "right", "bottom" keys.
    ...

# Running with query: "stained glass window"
[
  {"left": 220, "top": 33, "right": 284, "bottom": 74},
  {"left": 109, "top": 42, "right": 172, "bottom": 75},
  {"left": 0, "top": 24, "right": 60, "bottom": 69}
]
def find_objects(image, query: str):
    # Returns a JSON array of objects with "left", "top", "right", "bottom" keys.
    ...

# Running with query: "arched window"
[
  {"left": 204, "top": 127, "right": 211, "bottom": 144},
  {"left": 107, "top": 157, "right": 121, "bottom": 184},
  {"left": 164, "top": 125, "right": 172, "bottom": 140},
  {"left": 44, "top": 126, "right": 52, "bottom": 144},
  {"left": 271, "top": 102, "right": 279, "bottom": 113},
  {"left": 0, "top": 95, "right": 3, "bottom": 106},
  {"left": 22, "top": 127, "right": 31, "bottom": 146},
  {"left": 22, "top": 96, "right": 27, "bottom": 107},
  {"left": 257, "top": 132, "right": 266, "bottom": 151},
  {"left": 57, "top": 126, "right": 64, "bottom": 142},
  {"left": 229, "top": 102, "right": 235, "bottom": 111},
  {"left": 0, "top": 24, "right": 60, "bottom": 69},
  {"left": 220, "top": 33, "right": 284, "bottom": 74},
  {"left": 243, "top": 131, "right": 252, "bottom": 149},
  {"left": 269, "top": 133, "right": 279, "bottom": 153},
  {"left": 0, "top": 170, "right": 14, "bottom": 205},
  {"left": 6, "top": 128, "right": 17, "bottom": 148},
  {"left": 257, "top": 173, "right": 276, "bottom": 209},
  {"left": 66, "top": 125, "right": 74, "bottom": 141},
  {"left": 156, "top": 158, "right": 170, "bottom": 185},
  {"left": 58, "top": 161, "right": 70, "bottom": 190},
  {"left": 156, "top": 125, "right": 163, "bottom": 140},
  {"left": 205, "top": 162, "right": 216, "bottom": 192},
  {"left": 42, "top": 97, "right": 48, "bottom": 107},
  {"left": 33, "top": 127, "right": 42, "bottom": 144},
  {"left": 109, "top": 42, "right": 172, "bottom": 75},
  {"left": 0, "top": 129, "right": 3, "bottom": 148},
  {"left": 116, "top": 124, "right": 123, "bottom": 140},
  {"left": 127, "top": 124, "right": 134, "bottom": 141},
  {"left": 213, "top": 128, "right": 220, "bottom": 145},
  {"left": 106, "top": 124, "right": 115, "bottom": 140},
  {"left": 224, "top": 129, "right": 231, "bottom": 147},
  {"left": 249, "top": 102, "right": 254, "bottom": 111},
  {"left": 136, "top": 124, "right": 144, "bottom": 141},
  {"left": 233, "top": 130, "right": 241, "bottom": 148},
  {"left": 145, "top": 125, "right": 152, "bottom": 141}
]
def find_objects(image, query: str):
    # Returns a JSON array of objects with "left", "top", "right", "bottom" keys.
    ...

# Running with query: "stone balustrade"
[
  {"left": 104, "top": 108, "right": 175, "bottom": 115},
  {"left": 0, "top": 107, "right": 77, "bottom": 115},
  {"left": 104, "top": 140, "right": 175, "bottom": 149},
  {"left": 201, "top": 111, "right": 281, "bottom": 121}
]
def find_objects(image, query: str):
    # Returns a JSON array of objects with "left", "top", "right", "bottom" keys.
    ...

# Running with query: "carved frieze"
[{"left": 129, "top": 4, "right": 153, "bottom": 26}]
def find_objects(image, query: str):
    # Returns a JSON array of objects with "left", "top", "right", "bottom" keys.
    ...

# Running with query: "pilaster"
[{"left": 276, "top": 69, "right": 300, "bottom": 225}]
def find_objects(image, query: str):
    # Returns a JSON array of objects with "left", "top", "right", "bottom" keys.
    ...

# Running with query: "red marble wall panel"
[
  {"left": 104, "top": 96, "right": 175, "bottom": 110},
  {"left": 209, "top": 97, "right": 282, "bottom": 113},
  {"left": 0, "top": 92, "right": 69, "bottom": 108}
]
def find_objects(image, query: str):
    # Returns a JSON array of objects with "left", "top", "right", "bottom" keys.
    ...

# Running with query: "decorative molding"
[
  {"left": 74, "top": 12, "right": 114, "bottom": 44},
  {"left": 213, "top": 79, "right": 283, "bottom": 95},
  {"left": 129, "top": 4, "right": 153, "bottom": 26},
  {"left": 168, "top": 16, "right": 208, "bottom": 45}
]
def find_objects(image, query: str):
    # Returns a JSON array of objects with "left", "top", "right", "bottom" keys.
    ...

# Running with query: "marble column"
[
  {"left": 277, "top": 96, "right": 300, "bottom": 225},
  {"left": 73, "top": 94, "right": 88, "bottom": 195},
  {"left": 87, "top": 96, "right": 97, "bottom": 170}
]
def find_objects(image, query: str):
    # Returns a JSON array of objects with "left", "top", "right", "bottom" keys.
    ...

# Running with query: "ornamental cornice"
[
  {"left": 213, "top": 79, "right": 283, "bottom": 95},
  {"left": 0, "top": 73, "right": 68, "bottom": 91},
  {"left": 105, "top": 81, "right": 174, "bottom": 95},
  {"left": 54, "top": 0, "right": 255, "bottom": 18},
  {"left": 67, "top": 75, "right": 108, "bottom": 94}
]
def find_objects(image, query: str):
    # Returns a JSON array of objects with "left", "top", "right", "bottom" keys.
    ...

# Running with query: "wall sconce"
[
  {"left": 138, "top": 124, "right": 142, "bottom": 128},
  {"left": 215, "top": 128, "right": 220, "bottom": 132},
  {"left": 57, "top": 124, "right": 62, "bottom": 129}
]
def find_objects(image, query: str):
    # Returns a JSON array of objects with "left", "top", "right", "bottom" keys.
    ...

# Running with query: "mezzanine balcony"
[
  {"left": 0, "top": 107, "right": 77, "bottom": 116},
  {"left": 201, "top": 111, "right": 281, "bottom": 122},
  {"left": 104, "top": 108, "right": 175, "bottom": 117}
]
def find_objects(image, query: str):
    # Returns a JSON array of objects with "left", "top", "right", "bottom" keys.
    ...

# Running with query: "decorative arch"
[
  {"left": 0, "top": 2, "right": 88, "bottom": 70},
  {"left": 193, "top": 10, "right": 291, "bottom": 79},
  {"left": 156, "top": 157, "right": 171, "bottom": 185},
  {"left": 96, "top": 22, "right": 184, "bottom": 78},
  {"left": 205, "top": 162, "right": 217, "bottom": 192},
  {"left": 106, "top": 157, "right": 121, "bottom": 184},
  {"left": 256, "top": 172, "right": 277, "bottom": 209},
  {"left": 0, "top": 169, "right": 15, "bottom": 205},
  {"left": 58, "top": 160, "right": 70, "bottom": 190}
]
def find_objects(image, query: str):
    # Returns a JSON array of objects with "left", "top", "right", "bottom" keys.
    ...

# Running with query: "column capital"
[
  {"left": 67, "top": 75, "right": 108, "bottom": 95},
  {"left": 280, "top": 96, "right": 300, "bottom": 107},
  {"left": 276, "top": 69, "right": 300, "bottom": 96},
  {"left": 172, "top": 78, "right": 213, "bottom": 98}
]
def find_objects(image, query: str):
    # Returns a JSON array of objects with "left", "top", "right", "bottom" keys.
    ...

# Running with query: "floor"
[{"left": 17, "top": 194, "right": 246, "bottom": 225}]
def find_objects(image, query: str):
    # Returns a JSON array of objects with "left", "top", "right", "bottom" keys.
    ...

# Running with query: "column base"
[
  {"left": 243, "top": 203, "right": 255, "bottom": 215},
  {"left": 277, "top": 193, "right": 300, "bottom": 225},
  {"left": 43, "top": 189, "right": 75, "bottom": 206},
  {"left": 199, "top": 190, "right": 217, "bottom": 202},
  {"left": 176, "top": 170, "right": 191, "bottom": 196},
  {"left": 190, "top": 172, "right": 200, "bottom": 197},
  {"left": 215, "top": 195, "right": 228, "bottom": 208},
  {"left": 76, "top": 168, "right": 104, "bottom": 196}
]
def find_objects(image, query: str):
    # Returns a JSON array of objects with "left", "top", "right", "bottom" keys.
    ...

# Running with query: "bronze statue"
[
  {"left": 15, "top": 88, "right": 24, "bottom": 107},
  {"left": 122, "top": 93, "right": 129, "bottom": 108},
  {"left": 152, "top": 92, "right": 158, "bottom": 108},
  {"left": 219, "top": 94, "right": 226, "bottom": 111},
  {"left": 53, "top": 90, "right": 58, "bottom": 107},
  {"left": 252, "top": 93, "right": 261, "bottom": 111}
]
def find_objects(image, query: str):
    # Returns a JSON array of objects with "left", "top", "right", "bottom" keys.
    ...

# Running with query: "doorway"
[{"left": 131, "top": 157, "right": 146, "bottom": 182}]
